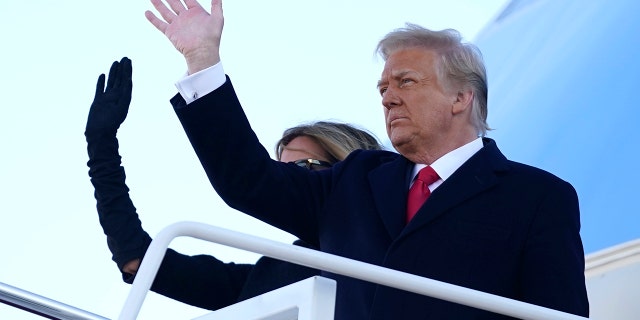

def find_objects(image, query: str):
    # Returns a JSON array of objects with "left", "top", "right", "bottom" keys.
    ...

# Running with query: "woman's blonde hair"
[{"left": 276, "top": 121, "right": 383, "bottom": 163}]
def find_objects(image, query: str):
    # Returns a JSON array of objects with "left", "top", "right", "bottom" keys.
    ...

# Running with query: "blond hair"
[
  {"left": 376, "top": 23, "right": 490, "bottom": 136},
  {"left": 276, "top": 121, "right": 383, "bottom": 163}
]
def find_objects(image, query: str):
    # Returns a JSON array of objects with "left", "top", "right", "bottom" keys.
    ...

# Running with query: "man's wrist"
[{"left": 185, "top": 46, "right": 220, "bottom": 75}]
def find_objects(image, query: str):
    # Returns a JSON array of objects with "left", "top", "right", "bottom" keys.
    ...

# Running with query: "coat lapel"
[
  {"left": 368, "top": 154, "right": 413, "bottom": 240},
  {"left": 400, "top": 139, "right": 510, "bottom": 237}
]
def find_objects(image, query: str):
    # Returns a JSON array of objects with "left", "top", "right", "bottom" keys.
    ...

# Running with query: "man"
[{"left": 144, "top": 0, "right": 589, "bottom": 319}]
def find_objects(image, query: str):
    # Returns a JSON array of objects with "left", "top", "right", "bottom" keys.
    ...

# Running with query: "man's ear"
[{"left": 452, "top": 89, "right": 474, "bottom": 115}]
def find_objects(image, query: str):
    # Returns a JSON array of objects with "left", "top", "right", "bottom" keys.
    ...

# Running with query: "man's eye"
[
  {"left": 379, "top": 87, "right": 387, "bottom": 96},
  {"left": 401, "top": 78, "right": 414, "bottom": 85}
]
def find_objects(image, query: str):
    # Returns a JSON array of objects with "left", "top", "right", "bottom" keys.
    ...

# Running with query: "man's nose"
[{"left": 382, "top": 87, "right": 400, "bottom": 110}]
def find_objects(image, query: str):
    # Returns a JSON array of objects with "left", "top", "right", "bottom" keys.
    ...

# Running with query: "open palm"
[{"left": 145, "top": 0, "right": 224, "bottom": 74}]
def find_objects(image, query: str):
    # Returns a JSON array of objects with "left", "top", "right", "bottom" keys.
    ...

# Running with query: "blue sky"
[{"left": 0, "top": 1, "right": 508, "bottom": 318}]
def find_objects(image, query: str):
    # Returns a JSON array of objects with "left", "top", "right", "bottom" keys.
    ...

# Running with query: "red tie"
[{"left": 406, "top": 166, "right": 439, "bottom": 223}]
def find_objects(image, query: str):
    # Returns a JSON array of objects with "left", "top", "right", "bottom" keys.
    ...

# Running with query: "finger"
[
  {"left": 145, "top": 10, "right": 168, "bottom": 34},
  {"left": 106, "top": 60, "right": 119, "bottom": 91},
  {"left": 94, "top": 74, "right": 106, "bottom": 98},
  {"left": 210, "top": 0, "right": 223, "bottom": 21},
  {"left": 149, "top": 0, "right": 177, "bottom": 24},
  {"left": 165, "top": 0, "right": 188, "bottom": 15},
  {"left": 211, "top": 0, "right": 222, "bottom": 14},
  {"left": 115, "top": 57, "right": 131, "bottom": 90},
  {"left": 120, "top": 57, "right": 132, "bottom": 86},
  {"left": 113, "top": 59, "right": 124, "bottom": 90},
  {"left": 121, "top": 57, "right": 133, "bottom": 100}
]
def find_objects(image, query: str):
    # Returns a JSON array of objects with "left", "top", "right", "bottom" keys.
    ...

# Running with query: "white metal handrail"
[
  {"left": 0, "top": 281, "right": 108, "bottom": 320},
  {"left": 119, "top": 221, "right": 589, "bottom": 320}
]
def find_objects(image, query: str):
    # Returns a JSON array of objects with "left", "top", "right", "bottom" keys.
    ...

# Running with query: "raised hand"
[
  {"left": 145, "top": 0, "right": 224, "bottom": 74},
  {"left": 85, "top": 57, "right": 133, "bottom": 141}
]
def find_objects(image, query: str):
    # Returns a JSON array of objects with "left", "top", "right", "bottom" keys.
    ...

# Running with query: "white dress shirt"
[{"left": 410, "top": 138, "right": 483, "bottom": 191}]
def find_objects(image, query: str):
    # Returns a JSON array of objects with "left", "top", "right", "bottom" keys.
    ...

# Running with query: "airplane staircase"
[{"left": 3, "top": 221, "right": 637, "bottom": 319}]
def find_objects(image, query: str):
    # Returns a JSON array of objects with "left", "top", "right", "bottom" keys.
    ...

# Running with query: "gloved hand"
[
  {"left": 85, "top": 57, "right": 132, "bottom": 142},
  {"left": 85, "top": 57, "right": 152, "bottom": 273}
]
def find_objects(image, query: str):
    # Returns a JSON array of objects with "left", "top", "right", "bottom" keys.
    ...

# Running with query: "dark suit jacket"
[{"left": 171, "top": 76, "right": 589, "bottom": 319}]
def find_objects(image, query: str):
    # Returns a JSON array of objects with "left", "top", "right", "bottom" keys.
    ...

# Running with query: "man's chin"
[
  {"left": 389, "top": 129, "right": 409, "bottom": 145},
  {"left": 389, "top": 138, "right": 409, "bottom": 152},
  {"left": 390, "top": 132, "right": 421, "bottom": 154}
]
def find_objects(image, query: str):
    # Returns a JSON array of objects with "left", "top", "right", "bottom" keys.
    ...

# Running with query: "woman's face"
[{"left": 280, "top": 136, "right": 333, "bottom": 170}]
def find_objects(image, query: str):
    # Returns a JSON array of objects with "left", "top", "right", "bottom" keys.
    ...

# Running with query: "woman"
[{"left": 85, "top": 57, "right": 382, "bottom": 310}]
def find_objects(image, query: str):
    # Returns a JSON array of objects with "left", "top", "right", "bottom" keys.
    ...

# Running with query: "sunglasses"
[{"left": 292, "top": 158, "right": 333, "bottom": 171}]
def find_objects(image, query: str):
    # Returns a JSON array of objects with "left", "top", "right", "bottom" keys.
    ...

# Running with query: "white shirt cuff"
[{"left": 175, "top": 62, "right": 226, "bottom": 104}]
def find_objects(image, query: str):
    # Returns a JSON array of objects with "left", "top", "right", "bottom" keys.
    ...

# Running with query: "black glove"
[
  {"left": 85, "top": 57, "right": 132, "bottom": 142},
  {"left": 86, "top": 57, "right": 152, "bottom": 272}
]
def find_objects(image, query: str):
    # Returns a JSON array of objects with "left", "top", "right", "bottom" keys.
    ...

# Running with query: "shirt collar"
[{"left": 410, "top": 137, "right": 483, "bottom": 189}]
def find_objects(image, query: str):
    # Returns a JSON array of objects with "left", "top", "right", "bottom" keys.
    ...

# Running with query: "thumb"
[{"left": 211, "top": 0, "right": 222, "bottom": 15}]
